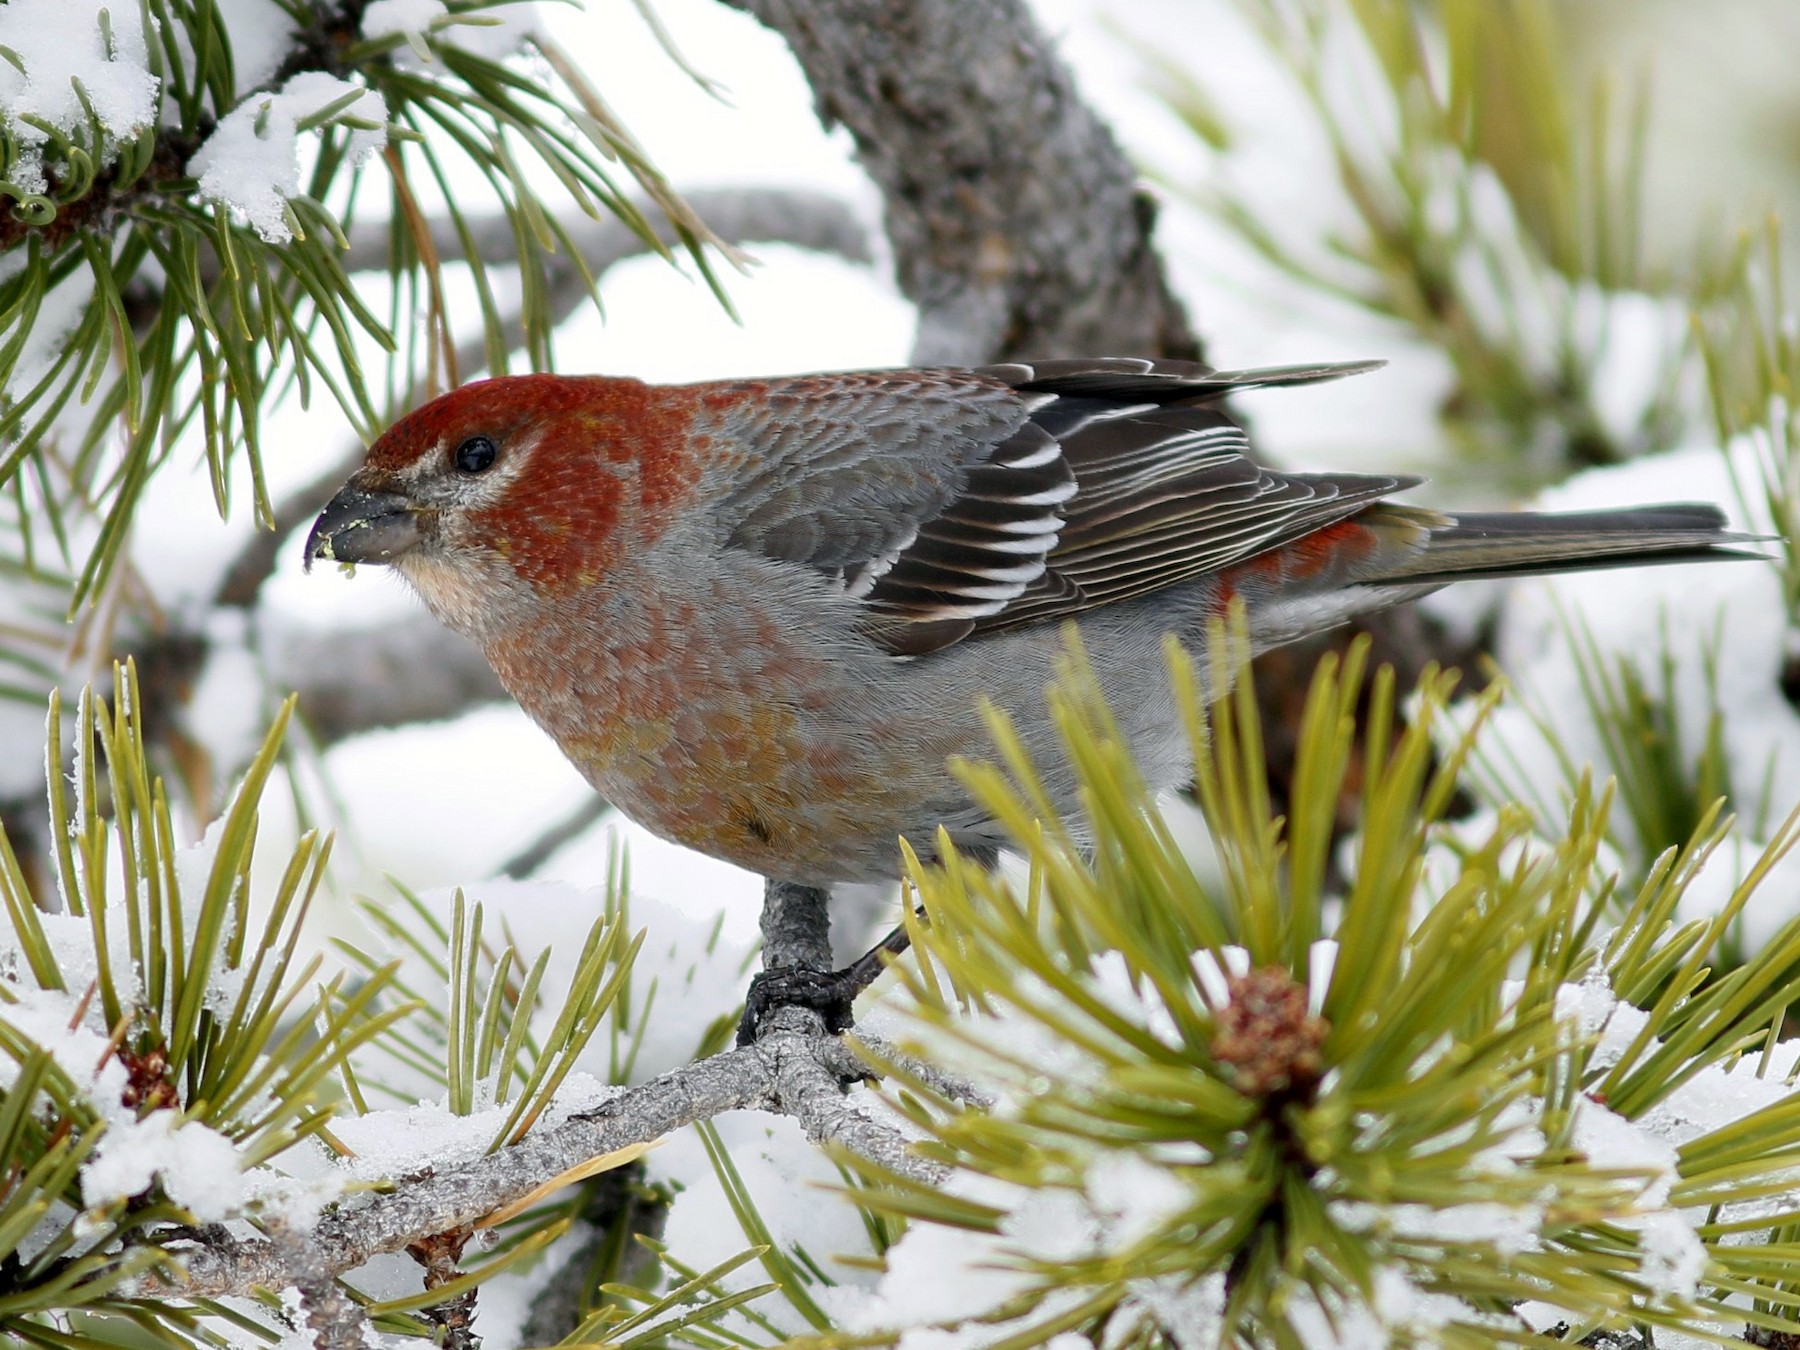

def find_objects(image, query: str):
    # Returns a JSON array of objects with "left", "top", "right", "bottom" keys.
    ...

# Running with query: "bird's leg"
[
  {"left": 760, "top": 878, "right": 835, "bottom": 972},
  {"left": 739, "top": 880, "right": 839, "bottom": 1044},
  {"left": 736, "top": 881, "right": 918, "bottom": 1044}
]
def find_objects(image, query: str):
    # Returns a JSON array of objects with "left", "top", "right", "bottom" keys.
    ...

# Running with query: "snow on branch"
[{"left": 125, "top": 1032, "right": 936, "bottom": 1303}]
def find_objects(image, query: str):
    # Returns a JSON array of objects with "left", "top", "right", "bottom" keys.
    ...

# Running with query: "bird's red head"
[{"left": 306, "top": 373, "right": 706, "bottom": 602}]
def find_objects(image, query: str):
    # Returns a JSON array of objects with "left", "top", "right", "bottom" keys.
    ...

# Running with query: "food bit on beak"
[{"left": 304, "top": 483, "right": 423, "bottom": 572}]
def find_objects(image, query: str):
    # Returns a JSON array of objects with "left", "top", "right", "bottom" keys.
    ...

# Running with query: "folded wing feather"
[{"left": 717, "top": 358, "right": 1398, "bottom": 657}]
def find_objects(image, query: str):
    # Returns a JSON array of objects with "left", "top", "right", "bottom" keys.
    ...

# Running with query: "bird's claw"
[{"left": 736, "top": 966, "right": 860, "bottom": 1045}]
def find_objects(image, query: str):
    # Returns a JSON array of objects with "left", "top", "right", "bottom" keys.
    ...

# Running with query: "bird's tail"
[{"left": 1360, "top": 502, "right": 1760, "bottom": 586}]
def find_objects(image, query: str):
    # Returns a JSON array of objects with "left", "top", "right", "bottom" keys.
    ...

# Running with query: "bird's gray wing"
[
  {"left": 714, "top": 368, "right": 1075, "bottom": 654},
  {"left": 714, "top": 359, "right": 1404, "bottom": 656},
  {"left": 973, "top": 359, "right": 1414, "bottom": 632}
]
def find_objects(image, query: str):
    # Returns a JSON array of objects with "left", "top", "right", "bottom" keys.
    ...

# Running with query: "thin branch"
[
  {"left": 126, "top": 1031, "right": 941, "bottom": 1302},
  {"left": 269, "top": 618, "right": 507, "bottom": 747},
  {"left": 500, "top": 796, "right": 614, "bottom": 879},
  {"left": 334, "top": 186, "right": 872, "bottom": 279},
  {"left": 851, "top": 1031, "right": 995, "bottom": 1110},
  {"left": 406, "top": 1228, "right": 479, "bottom": 1350}
]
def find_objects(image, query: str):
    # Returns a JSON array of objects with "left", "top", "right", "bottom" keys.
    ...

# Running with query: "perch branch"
[{"left": 124, "top": 1031, "right": 940, "bottom": 1303}]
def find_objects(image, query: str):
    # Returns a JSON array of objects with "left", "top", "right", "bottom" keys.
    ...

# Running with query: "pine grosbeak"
[{"left": 305, "top": 358, "right": 1742, "bottom": 888}]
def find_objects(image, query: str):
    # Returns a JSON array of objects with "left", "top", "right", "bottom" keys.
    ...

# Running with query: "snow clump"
[
  {"left": 361, "top": 0, "right": 449, "bottom": 43},
  {"left": 0, "top": 0, "right": 158, "bottom": 195},
  {"left": 191, "top": 73, "right": 388, "bottom": 244}
]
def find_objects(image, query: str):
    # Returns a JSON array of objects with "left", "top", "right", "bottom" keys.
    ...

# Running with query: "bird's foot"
[
  {"left": 736, "top": 964, "right": 859, "bottom": 1045},
  {"left": 735, "top": 925, "right": 910, "bottom": 1046}
]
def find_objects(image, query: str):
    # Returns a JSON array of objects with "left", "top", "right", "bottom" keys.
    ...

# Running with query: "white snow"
[
  {"left": 1188, "top": 946, "right": 1251, "bottom": 1009},
  {"left": 329, "top": 1072, "right": 616, "bottom": 1182},
  {"left": 851, "top": 1216, "right": 1033, "bottom": 1330},
  {"left": 2, "top": 269, "right": 94, "bottom": 404},
  {"left": 1676, "top": 830, "right": 1800, "bottom": 956},
  {"left": 1083, "top": 1152, "right": 1191, "bottom": 1248},
  {"left": 83, "top": 1112, "right": 246, "bottom": 1221},
  {"left": 342, "top": 873, "right": 755, "bottom": 1097},
  {"left": 1115, "top": 1272, "right": 1225, "bottom": 1350},
  {"left": 1329, "top": 1200, "right": 1544, "bottom": 1256},
  {"left": 361, "top": 0, "right": 447, "bottom": 43},
  {"left": 0, "top": 0, "right": 157, "bottom": 193},
  {"left": 191, "top": 73, "right": 388, "bottom": 244},
  {"left": 0, "top": 982, "right": 252, "bottom": 1223},
  {"left": 216, "top": 0, "right": 301, "bottom": 93},
  {"left": 0, "top": 983, "right": 131, "bottom": 1099},
  {"left": 652, "top": 1111, "right": 886, "bottom": 1334}
]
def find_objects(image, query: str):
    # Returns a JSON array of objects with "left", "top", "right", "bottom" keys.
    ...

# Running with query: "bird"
[{"left": 305, "top": 357, "right": 1748, "bottom": 1030}]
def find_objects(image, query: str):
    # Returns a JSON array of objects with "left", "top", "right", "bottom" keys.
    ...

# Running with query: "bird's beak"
[{"left": 304, "top": 478, "right": 426, "bottom": 571}]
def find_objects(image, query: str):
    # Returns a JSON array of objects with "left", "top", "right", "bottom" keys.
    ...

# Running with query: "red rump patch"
[
  {"left": 1220, "top": 517, "right": 1378, "bottom": 596},
  {"left": 368, "top": 374, "right": 705, "bottom": 591},
  {"left": 1281, "top": 517, "right": 1376, "bottom": 580}
]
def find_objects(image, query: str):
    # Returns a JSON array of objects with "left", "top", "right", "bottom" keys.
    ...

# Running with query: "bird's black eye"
[{"left": 454, "top": 435, "right": 498, "bottom": 475}]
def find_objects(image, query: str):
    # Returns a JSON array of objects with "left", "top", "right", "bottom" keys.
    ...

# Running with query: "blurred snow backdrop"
[{"left": 8, "top": 0, "right": 1800, "bottom": 1343}]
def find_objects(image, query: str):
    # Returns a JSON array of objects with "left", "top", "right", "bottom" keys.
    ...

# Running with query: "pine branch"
[
  {"left": 335, "top": 186, "right": 873, "bottom": 279},
  {"left": 121, "top": 1031, "right": 940, "bottom": 1303},
  {"left": 499, "top": 797, "right": 613, "bottom": 879},
  {"left": 271, "top": 619, "right": 506, "bottom": 746},
  {"left": 0, "top": 132, "right": 202, "bottom": 255},
  {"left": 0, "top": 0, "right": 746, "bottom": 614}
]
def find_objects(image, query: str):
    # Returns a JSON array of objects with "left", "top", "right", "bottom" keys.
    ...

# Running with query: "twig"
[
  {"left": 500, "top": 796, "right": 614, "bottom": 879},
  {"left": 851, "top": 1031, "right": 995, "bottom": 1109},
  {"left": 124, "top": 1031, "right": 940, "bottom": 1303},
  {"left": 332, "top": 187, "right": 871, "bottom": 297},
  {"left": 406, "top": 1228, "right": 479, "bottom": 1350},
  {"left": 267, "top": 618, "right": 507, "bottom": 747}
]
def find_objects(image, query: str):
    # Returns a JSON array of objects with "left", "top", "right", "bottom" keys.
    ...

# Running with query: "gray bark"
[
  {"left": 272, "top": 1222, "right": 373, "bottom": 1350},
  {"left": 125, "top": 1031, "right": 939, "bottom": 1303},
  {"left": 335, "top": 187, "right": 872, "bottom": 281},
  {"left": 270, "top": 619, "right": 507, "bottom": 746},
  {"left": 760, "top": 879, "right": 836, "bottom": 972},
  {"left": 720, "top": 0, "right": 1198, "bottom": 365}
]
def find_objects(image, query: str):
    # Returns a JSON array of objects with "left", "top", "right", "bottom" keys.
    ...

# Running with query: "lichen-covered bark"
[{"left": 722, "top": 0, "right": 1199, "bottom": 365}]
